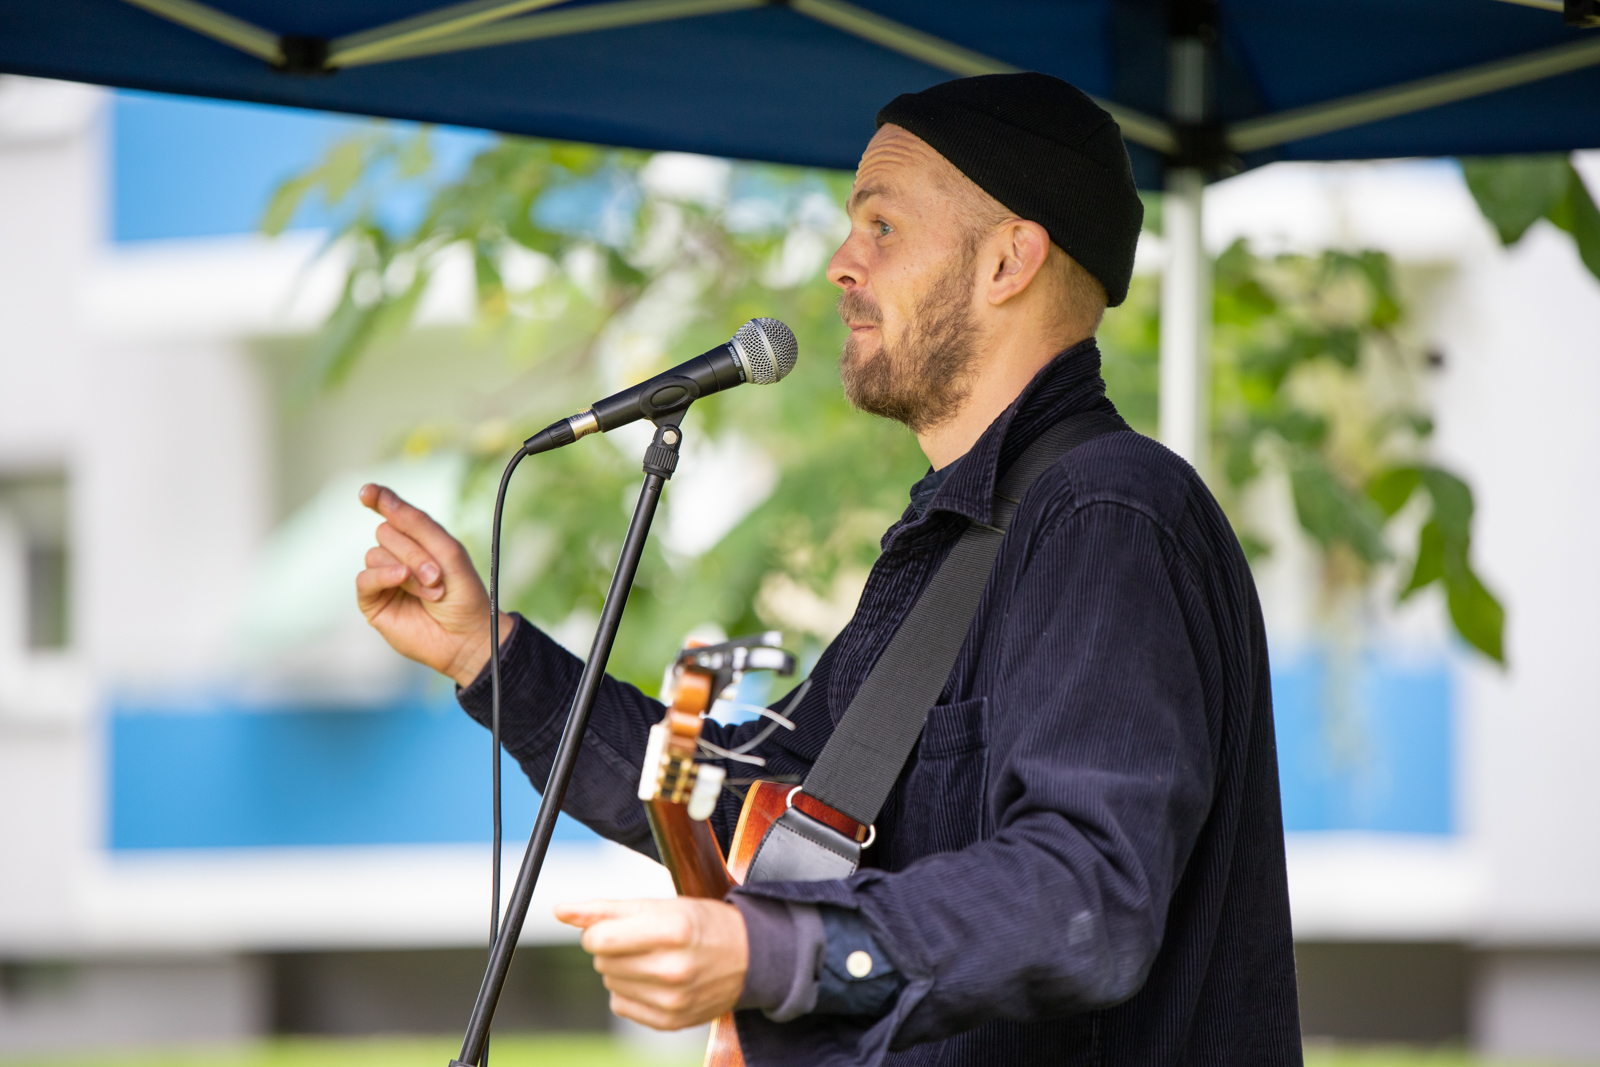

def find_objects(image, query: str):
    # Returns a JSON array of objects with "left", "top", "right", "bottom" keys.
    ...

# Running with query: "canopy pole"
[
  {"left": 1158, "top": 168, "right": 1209, "bottom": 471},
  {"left": 1159, "top": 8, "right": 1212, "bottom": 473},
  {"left": 118, "top": 0, "right": 281, "bottom": 63}
]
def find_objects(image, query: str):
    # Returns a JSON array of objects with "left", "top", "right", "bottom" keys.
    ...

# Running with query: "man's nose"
[{"left": 827, "top": 233, "right": 866, "bottom": 291}]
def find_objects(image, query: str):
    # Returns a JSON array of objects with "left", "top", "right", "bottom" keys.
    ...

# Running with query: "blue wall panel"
[
  {"left": 110, "top": 686, "right": 595, "bottom": 849},
  {"left": 1271, "top": 653, "right": 1454, "bottom": 835},
  {"left": 110, "top": 651, "right": 1455, "bottom": 849},
  {"left": 112, "top": 91, "right": 490, "bottom": 243}
]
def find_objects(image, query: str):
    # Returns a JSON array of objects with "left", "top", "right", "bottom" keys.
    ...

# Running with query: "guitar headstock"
[{"left": 638, "top": 632, "right": 796, "bottom": 821}]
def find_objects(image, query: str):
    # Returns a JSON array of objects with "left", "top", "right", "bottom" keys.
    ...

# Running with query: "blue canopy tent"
[{"left": 2, "top": 0, "right": 1597, "bottom": 458}]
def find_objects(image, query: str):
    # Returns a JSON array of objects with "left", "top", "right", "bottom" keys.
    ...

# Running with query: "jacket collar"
[{"left": 883, "top": 337, "right": 1119, "bottom": 550}]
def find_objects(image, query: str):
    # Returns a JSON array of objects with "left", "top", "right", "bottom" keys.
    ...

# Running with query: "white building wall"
[
  {"left": 0, "top": 77, "right": 107, "bottom": 970},
  {"left": 1208, "top": 157, "right": 1600, "bottom": 1057},
  {"left": 1434, "top": 221, "right": 1600, "bottom": 945}
]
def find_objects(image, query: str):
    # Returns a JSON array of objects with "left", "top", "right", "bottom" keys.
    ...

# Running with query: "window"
[{"left": 0, "top": 471, "right": 70, "bottom": 650}]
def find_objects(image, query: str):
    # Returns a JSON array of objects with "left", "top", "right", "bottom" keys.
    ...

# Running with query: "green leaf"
[
  {"left": 1557, "top": 163, "right": 1600, "bottom": 285},
  {"left": 1445, "top": 567, "right": 1506, "bottom": 664},
  {"left": 1221, "top": 427, "right": 1260, "bottom": 488},
  {"left": 1401, "top": 520, "right": 1446, "bottom": 599},
  {"left": 1139, "top": 190, "right": 1162, "bottom": 236},
  {"left": 1322, "top": 326, "right": 1360, "bottom": 369},
  {"left": 1266, "top": 408, "right": 1328, "bottom": 447},
  {"left": 1394, "top": 476, "right": 1506, "bottom": 663},
  {"left": 397, "top": 128, "right": 433, "bottom": 179},
  {"left": 1236, "top": 530, "right": 1272, "bottom": 562},
  {"left": 304, "top": 292, "right": 384, "bottom": 389},
  {"left": 260, "top": 174, "right": 316, "bottom": 236},
  {"left": 1419, "top": 467, "right": 1473, "bottom": 545},
  {"left": 1241, "top": 330, "right": 1326, "bottom": 392},
  {"left": 1214, "top": 238, "right": 1254, "bottom": 286},
  {"left": 1460, "top": 155, "right": 1571, "bottom": 245},
  {"left": 1289, "top": 451, "right": 1392, "bottom": 564},
  {"left": 605, "top": 247, "right": 647, "bottom": 288},
  {"left": 1367, "top": 466, "right": 1420, "bottom": 517},
  {"left": 1343, "top": 251, "right": 1400, "bottom": 328},
  {"left": 321, "top": 138, "right": 372, "bottom": 205}
]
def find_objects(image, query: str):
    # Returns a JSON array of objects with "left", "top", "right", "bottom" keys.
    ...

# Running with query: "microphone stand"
[{"left": 451, "top": 409, "right": 689, "bottom": 1067}]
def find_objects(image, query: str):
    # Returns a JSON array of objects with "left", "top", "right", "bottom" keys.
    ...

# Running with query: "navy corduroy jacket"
[{"left": 458, "top": 339, "right": 1302, "bottom": 1066}]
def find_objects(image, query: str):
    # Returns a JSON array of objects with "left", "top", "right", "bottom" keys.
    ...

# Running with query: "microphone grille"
[{"left": 732, "top": 318, "right": 798, "bottom": 386}]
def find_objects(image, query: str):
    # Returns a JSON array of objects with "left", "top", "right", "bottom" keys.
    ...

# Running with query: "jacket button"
[{"left": 846, "top": 950, "right": 873, "bottom": 978}]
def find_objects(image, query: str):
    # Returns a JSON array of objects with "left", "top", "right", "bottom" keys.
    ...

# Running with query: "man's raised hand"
[{"left": 355, "top": 483, "right": 512, "bottom": 687}]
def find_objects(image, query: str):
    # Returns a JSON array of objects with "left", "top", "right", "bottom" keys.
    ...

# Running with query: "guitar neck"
[{"left": 646, "top": 799, "right": 734, "bottom": 899}]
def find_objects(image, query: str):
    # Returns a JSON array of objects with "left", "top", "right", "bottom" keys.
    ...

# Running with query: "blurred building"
[{"left": 1, "top": 76, "right": 1598, "bottom": 1059}]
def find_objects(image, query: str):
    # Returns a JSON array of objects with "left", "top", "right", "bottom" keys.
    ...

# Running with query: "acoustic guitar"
[{"left": 636, "top": 633, "right": 871, "bottom": 1067}]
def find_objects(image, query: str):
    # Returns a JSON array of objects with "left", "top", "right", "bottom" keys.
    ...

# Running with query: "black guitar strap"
[{"left": 745, "top": 410, "right": 1128, "bottom": 885}]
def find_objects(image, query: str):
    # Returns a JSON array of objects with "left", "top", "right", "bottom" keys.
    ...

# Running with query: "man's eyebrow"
[{"left": 849, "top": 184, "right": 892, "bottom": 212}]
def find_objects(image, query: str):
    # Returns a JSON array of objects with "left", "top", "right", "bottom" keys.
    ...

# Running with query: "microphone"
[{"left": 522, "top": 318, "right": 798, "bottom": 455}]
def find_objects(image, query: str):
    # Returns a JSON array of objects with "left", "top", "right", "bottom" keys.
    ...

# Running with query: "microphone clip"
[
  {"left": 642, "top": 412, "right": 686, "bottom": 480},
  {"left": 637, "top": 375, "right": 701, "bottom": 422}
]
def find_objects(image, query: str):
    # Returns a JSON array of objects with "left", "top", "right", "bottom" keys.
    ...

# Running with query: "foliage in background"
[
  {"left": 265, "top": 128, "right": 926, "bottom": 690},
  {"left": 272, "top": 127, "right": 1507, "bottom": 685},
  {"left": 1461, "top": 154, "right": 1600, "bottom": 283},
  {"left": 1211, "top": 243, "right": 1502, "bottom": 662},
  {"left": 1099, "top": 242, "right": 1504, "bottom": 663}
]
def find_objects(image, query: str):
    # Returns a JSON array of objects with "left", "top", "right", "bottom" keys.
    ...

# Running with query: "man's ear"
[{"left": 985, "top": 219, "right": 1052, "bottom": 307}]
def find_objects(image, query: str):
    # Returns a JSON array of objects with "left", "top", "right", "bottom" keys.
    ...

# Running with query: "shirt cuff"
[
  {"left": 456, "top": 612, "right": 523, "bottom": 699},
  {"left": 730, "top": 894, "right": 824, "bottom": 1022},
  {"left": 815, "top": 905, "right": 906, "bottom": 1018}
]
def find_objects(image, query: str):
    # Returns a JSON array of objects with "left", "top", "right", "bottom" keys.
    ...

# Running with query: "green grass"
[
  {"left": 3, "top": 1036, "right": 1593, "bottom": 1067},
  {"left": 1303, "top": 1046, "right": 1592, "bottom": 1067},
  {"left": 0, "top": 1035, "right": 698, "bottom": 1067}
]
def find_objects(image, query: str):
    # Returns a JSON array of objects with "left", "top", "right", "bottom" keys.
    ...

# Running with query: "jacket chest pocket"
[{"left": 892, "top": 696, "right": 988, "bottom": 861}]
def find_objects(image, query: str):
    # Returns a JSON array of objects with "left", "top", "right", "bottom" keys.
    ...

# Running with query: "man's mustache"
[{"left": 837, "top": 289, "right": 882, "bottom": 326}]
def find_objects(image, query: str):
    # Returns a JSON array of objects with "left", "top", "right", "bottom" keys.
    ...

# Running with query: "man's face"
[{"left": 827, "top": 125, "right": 984, "bottom": 434}]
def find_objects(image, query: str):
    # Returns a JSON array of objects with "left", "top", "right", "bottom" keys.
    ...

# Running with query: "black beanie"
[{"left": 876, "top": 73, "right": 1144, "bottom": 307}]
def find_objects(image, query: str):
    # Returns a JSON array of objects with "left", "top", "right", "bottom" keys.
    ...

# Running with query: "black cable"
[{"left": 484, "top": 443, "right": 530, "bottom": 1067}]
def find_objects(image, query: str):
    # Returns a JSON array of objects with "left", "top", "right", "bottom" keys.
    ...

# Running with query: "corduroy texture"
[
  {"left": 875, "top": 73, "right": 1144, "bottom": 307},
  {"left": 460, "top": 340, "right": 1301, "bottom": 1066}
]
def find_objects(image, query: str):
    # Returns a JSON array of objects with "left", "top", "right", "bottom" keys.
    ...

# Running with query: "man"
[{"left": 356, "top": 73, "right": 1301, "bottom": 1065}]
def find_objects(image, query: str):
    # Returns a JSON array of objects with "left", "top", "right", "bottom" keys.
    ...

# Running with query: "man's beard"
[{"left": 837, "top": 257, "right": 979, "bottom": 434}]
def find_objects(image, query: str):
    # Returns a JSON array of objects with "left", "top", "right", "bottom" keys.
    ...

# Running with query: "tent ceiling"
[{"left": 0, "top": 0, "right": 1596, "bottom": 185}]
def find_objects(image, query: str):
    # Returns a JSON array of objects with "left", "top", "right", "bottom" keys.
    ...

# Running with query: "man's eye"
[{"left": 876, "top": 220, "right": 893, "bottom": 237}]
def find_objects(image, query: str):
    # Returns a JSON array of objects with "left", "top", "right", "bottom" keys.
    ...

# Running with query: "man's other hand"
[
  {"left": 557, "top": 898, "right": 748, "bottom": 1030},
  {"left": 355, "top": 483, "right": 511, "bottom": 687}
]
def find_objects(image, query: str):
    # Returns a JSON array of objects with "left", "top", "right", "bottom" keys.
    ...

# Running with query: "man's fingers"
[
  {"left": 374, "top": 522, "right": 444, "bottom": 596},
  {"left": 606, "top": 991, "right": 690, "bottom": 1032},
  {"left": 365, "top": 546, "right": 401, "bottom": 570},
  {"left": 557, "top": 899, "right": 694, "bottom": 955},
  {"left": 361, "top": 484, "right": 467, "bottom": 569},
  {"left": 602, "top": 974, "right": 697, "bottom": 1013},
  {"left": 581, "top": 911, "right": 694, "bottom": 958},
  {"left": 593, "top": 947, "right": 697, "bottom": 986},
  {"left": 355, "top": 564, "right": 410, "bottom": 613},
  {"left": 556, "top": 899, "right": 653, "bottom": 928}
]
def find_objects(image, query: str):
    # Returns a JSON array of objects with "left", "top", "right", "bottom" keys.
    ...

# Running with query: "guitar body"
[{"left": 638, "top": 636, "right": 867, "bottom": 1067}]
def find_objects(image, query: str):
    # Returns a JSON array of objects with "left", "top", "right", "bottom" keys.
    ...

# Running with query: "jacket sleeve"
[
  {"left": 731, "top": 499, "right": 1218, "bottom": 1062},
  {"left": 456, "top": 615, "right": 840, "bottom": 857}
]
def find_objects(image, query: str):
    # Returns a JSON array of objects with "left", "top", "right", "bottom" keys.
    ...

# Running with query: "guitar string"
[{"left": 694, "top": 676, "right": 811, "bottom": 769}]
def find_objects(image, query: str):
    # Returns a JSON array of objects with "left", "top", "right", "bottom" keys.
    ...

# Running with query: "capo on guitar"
[{"left": 640, "top": 632, "right": 797, "bottom": 821}]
